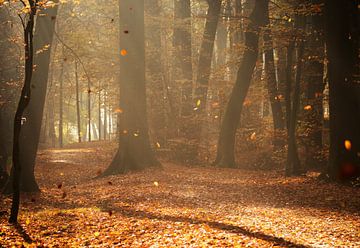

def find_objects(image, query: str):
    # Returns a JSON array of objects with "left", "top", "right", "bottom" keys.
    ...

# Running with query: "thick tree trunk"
[
  {"left": 214, "top": 0, "right": 268, "bottom": 168},
  {"left": 5, "top": 2, "right": 58, "bottom": 194},
  {"left": 101, "top": 0, "right": 159, "bottom": 176},
  {"left": 263, "top": 4, "right": 285, "bottom": 147},
  {"left": 325, "top": 1, "right": 360, "bottom": 181},
  {"left": 303, "top": 5, "right": 325, "bottom": 168},
  {"left": 146, "top": 0, "right": 166, "bottom": 147}
]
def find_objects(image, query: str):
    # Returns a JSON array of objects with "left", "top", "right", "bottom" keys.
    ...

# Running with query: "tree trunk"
[
  {"left": 263, "top": 4, "right": 285, "bottom": 147},
  {"left": 59, "top": 59, "right": 64, "bottom": 148},
  {"left": 325, "top": 0, "right": 360, "bottom": 181},
  {"left": 194, "top": 0, "right": 222, "bottom": 113},
  {"left": 174, "top": 0, "right": 193, "bottom": 118},
  {"left": 214, "top": 0, "right": 268, "bottom": 168},
  {"left": 285, "top": 36, "right": 304, "bottom": 176},
  {"left": 98, "top": 84, "right": 102, "bottom": 140},
  {"left": 75, "top": 60, "right": 82, "bottom": 143},
  {"left": 101, "top": 0, "right": 159, "bottom": 176},
  {"left": 5, "top": 2, "right": 58, "bottom": 194},
  {"left": 146, "top": 0, "right": 166, "bottom": 147},
  {"left": 9, "top": 0, "right": 36, "bottom": 224},
  {"left": 304, "top": 20, "right": 325, "bottom": 168}
]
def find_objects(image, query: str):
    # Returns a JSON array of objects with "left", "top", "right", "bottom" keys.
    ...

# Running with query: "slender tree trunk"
[
  {"left": 75, "top": 60, "right": 82, "bottom": 143},
  {"left": 174, "top": 0, "right": 193, "bottom": 118},
  {"left": 286, "top": 36, "right": 304, "bottom": 176},
  {"left": 194, "top": 0, "right": 222, "bottom": 113},
  {"left": 101, "top": 0, "right": 159, "bottom": 176},
  {"left": 103, "top": 91, "right": 107, "bottom": 140},
  {"left": 9, "top": 0, "right": 36, "bottom": 223},
  {"left": 214, "top": 0, "right": 268, "bottom": 168},
  {"left": 263, "top": 3, "right": 285, "bottom": 147},
  {"left": 98, "top": 84, "right": 102, "bottom": 140},
  {"left": 59, "top": 60, "right": 64, "bottom": 148},
  {"left": 325, "top": 0, "right": 360, "bottom": 181},
  {"left": 87, "top": 80, "right": 91, "bottom": 142}
]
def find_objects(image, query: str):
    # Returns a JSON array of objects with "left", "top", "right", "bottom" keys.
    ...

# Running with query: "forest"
[{"left": 0, "top": 0, "right": 359, "bottom": 247}]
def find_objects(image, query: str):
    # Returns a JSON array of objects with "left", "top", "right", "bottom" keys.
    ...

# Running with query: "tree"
[
  {"left": 324, "top": 0, "right": 360, "bottom": 181},
  {"left": 4, "top": 0, "right": 59, "bottom": 193},
  {"left": 101, "top": 0, "right": 159, "bottom": 176},
  {"left": 9, "top": 0, "right": 37, "bottom": 224},
  {"left": 285, "top": 16, "right": 305, "bottom": 176},
  {"left": 214, "top": 0, "right": 268, "bottom": 168},
  {"left": 263, "top": 3, "right": 285, "bottom": 147},
  {"left": 174, "top": 0, "right": 193, "bottom": 119},
  {"left": 194, "top": 0, "right": 222, "bottom": 113},
  {"left": 146, "top": 0, "right": 166, "bottom": 146}
]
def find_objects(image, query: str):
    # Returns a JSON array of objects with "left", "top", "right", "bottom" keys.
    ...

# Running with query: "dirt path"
[{"left": 1, "top": 142, "right": 360, "bottom": 247}]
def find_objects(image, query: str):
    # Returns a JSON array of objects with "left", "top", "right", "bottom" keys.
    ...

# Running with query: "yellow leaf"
[
  {"left": 304, "top": 105, "right": 312, "bottom": 110},
  {"left": 196, "top": 99, "right": 201, "bottom": 106},
  {"left": 114, "top": 108, "right": 123, "bottom": 113},
  {"left": 344, "top": 140, "right": 352, "bottom": 151},
  {"left": 25, "top": 219, "right": 30, "bottom": 225},
  {"left": 94, "top": 231, "right": 100, "bottom": 237},
  {"left": 156, "top": 142, "right": 161, "bottom": 148},
  {"left": 153, "top": 181, "right": 159, "bottom": 187},
  {"left": 120, "top": 49, "right": 127, "bottom": 56}
]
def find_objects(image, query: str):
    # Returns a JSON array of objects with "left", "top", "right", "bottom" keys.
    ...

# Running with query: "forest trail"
[{"left": 1, "top": 142, "right": 360, "bottom": 247}]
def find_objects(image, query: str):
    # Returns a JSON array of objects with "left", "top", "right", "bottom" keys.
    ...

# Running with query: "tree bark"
[
  {"left": 325, "top": 0, "right": 360, "bottom": 181},
  {"left": 214, "top": 0, "right": 268, "bottom": 168},
  {"left": 101, "top": 0, "right": 159, "bottom": 176}
]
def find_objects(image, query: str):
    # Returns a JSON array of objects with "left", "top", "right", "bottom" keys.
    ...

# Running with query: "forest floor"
[{"left": 1, "top": 141, "right": 360, "bottom": 247}]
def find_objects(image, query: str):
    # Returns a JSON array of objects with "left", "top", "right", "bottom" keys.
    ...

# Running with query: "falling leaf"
[
  {"left": 133, "top": 133, "right": 139, "bottom": 137},
  {"left": 25, "top": 219, "right": 30, "bottom": 225},
  {"left": 250, "top": 132, "right": 256, "bottom": 140},
  {"left": 304, "top": 105, "right": 312, "bottom": 110},
  {"left": 94, "top": 231, "right": 100, "bottom": 237},
  {"left": 196, "top": 99, "right": 201, "bottom": 106},
  {"left": 114, "top": 108, "right": 123, "bottom": 114},
  {"left": 120, "top": 49, "right": 127, "bottom": 56},
  {"left": 153, "top": 181, "right": 159, "bottom": 187},
  {"left": 156, "top": 142, "right": 161, "bottom": 148},
  {"left": 60, "top": 172, "right": 64, "bottom": 176},
  {"left": 344, "top": 140, "right": 352, "bottom": 151}
]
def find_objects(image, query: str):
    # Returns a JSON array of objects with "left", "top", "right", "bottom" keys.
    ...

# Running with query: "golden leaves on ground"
[{"left": 1, "top": 142, "right": 360, "bottom": 247}]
